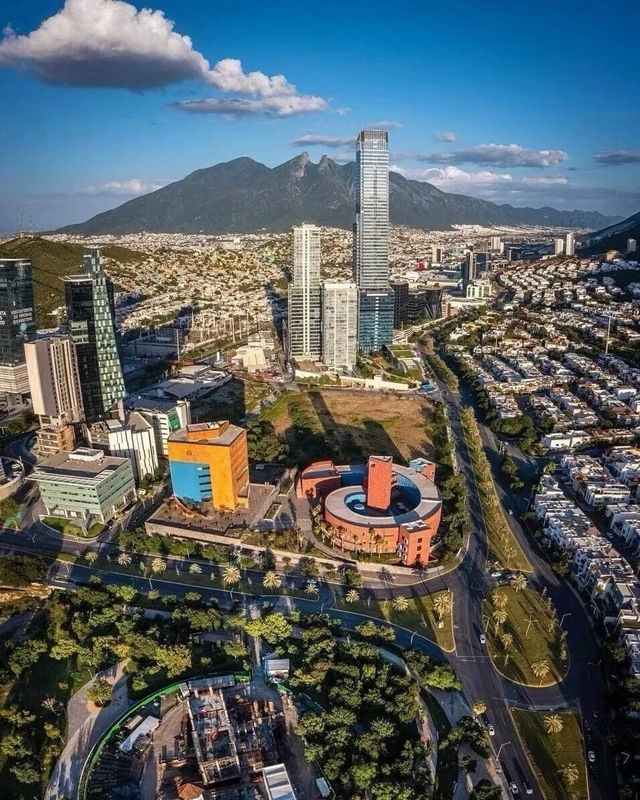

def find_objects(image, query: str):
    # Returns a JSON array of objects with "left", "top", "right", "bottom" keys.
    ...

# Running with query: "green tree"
[{"left": 87, "top": 679, "right": 112, "bottom": 707}]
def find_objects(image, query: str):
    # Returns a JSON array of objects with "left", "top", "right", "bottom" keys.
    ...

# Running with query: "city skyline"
[{"left": 0, "top": 0, "right": 638, "bottom": 230}]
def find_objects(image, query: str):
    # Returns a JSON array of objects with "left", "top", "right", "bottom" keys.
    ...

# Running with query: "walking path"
[{"left": 45, "top": 663, "right": 130, "bottom": 800}]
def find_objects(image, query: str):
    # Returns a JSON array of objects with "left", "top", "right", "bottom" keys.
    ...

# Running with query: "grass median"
[
  {"left": 334, "top": 590, "right": 455, "bottom": 652},
  {"left": 459, "top": 406, "right": 531, "bottom": 572},
  {"left": 484, "top": 585, "right": 567, "bottom": 686},
  {"left": 511, "top": 707, "right": 588, "bottom": 800}
]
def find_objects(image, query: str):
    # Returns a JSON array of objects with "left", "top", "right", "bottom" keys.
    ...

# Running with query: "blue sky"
[{"left": 0, "top": 0, "right": 639, "bottom": 230}]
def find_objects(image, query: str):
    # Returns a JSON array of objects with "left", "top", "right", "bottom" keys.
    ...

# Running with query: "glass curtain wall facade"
[
  {"left": 354, "top": 130, "right": 393, "bottom": 352},
  {"left": 64, "top": 249, "right": 125, "bottom": 422},
  {"left": 0, "top": 259, "right": 36, "bottom": 366}
]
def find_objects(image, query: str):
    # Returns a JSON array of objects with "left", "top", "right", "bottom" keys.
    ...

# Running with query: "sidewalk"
[
  {"left": 429, "top": 689, "right": 506, "bottom": 799},
  {"left": 46, "top": 663, "right": 130, "bottom": 800}
]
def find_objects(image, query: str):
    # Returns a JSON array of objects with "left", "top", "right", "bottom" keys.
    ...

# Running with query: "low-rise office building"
[{"left": 30, "top": 447, "right": 136, "bottom": 524}]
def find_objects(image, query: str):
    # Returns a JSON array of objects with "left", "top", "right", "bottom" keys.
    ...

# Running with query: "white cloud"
[
  {"left": 290, "top": 133, "right": 354, "bottom": 147},
  {"left": 0, "top": 0, "right": 211, "bottom": 89},
  {"left": 367, "top": 119, "right": 402, "bottom": 129},
  {"left": 393, "top": 165, "right": 514, "bottom": 188},
  {"left": 433, "top": 131, "right": 457, "bottom": 142},
  {"left": 593, "top": 149, "right": 640, "bottom": 166},
  {"left": 171, "top": 94, "right": 327, "bottom": 118},
  {"left": 0, "top": 0, "right": 327, "bottom": 116},
  {"left": 80, "top": 178, "right": 166, "bottom": 196},
  {"left": 417, "top": 143, "right": 567, "bottom": 168}
]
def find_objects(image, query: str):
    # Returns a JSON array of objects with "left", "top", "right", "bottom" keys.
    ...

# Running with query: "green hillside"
[{"left": 0, "top": 237, "right": 144, "bottom": 327}]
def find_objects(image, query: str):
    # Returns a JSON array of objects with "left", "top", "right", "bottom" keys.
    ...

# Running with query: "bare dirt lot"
[{"left": 263, "top": 388, "right": 437, "bottom": 465}]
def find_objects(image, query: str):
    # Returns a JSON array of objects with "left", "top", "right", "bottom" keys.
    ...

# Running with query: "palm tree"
[
  {"left": 117, "top": 552, "right": 132, "bottom": 567},
  {"left": 531, "top": 659, "right": 551, "bottom": 685},
  {"left": 499, "top": 632, "right": 514, "bottom": 665},
  {"left": 151, "top": 557, "right": 166, "bottom": 575},
  {"left": 392, "top": 596, "right": 409, "bottom": 613},
  {"left": 511, "top": 573, "right": 528, "bottom": 593},
  {"left": 345, "top": 589, "right": 360, "bottom": 604},
  {"left": 305, "top": 579, "right": 319, "bottom": 597},
  {"left": 84, "top": 551, "right": 98, "bottom": 565},
  {"left": 558, "top": 763, "right": 579, "bottom": 786},
  {"left": 433, "top": 591, "right": 453, "bottom": 622},
  {"left": 222, "top": 564, "right": 241, "bottom": 589},
  {"left": 263, "top": 571, "right": 282, "bottom": 591},
  {"left": 492, "top": 608, "right": 508, "bottom": 630},
  {"left": 491, "top": 590, "right": 508, "bottom": 610},
  {"left": 543, "top": 714, "right": 564, "bottom": 735},
  {"left": 188, "top": 563, "right": 202, "bottom": 575},
  {"left": 472, "top": 699, "right": 487, "bottom": 717}
]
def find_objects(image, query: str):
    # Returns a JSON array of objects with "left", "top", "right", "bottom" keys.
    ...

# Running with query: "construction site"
[{"left": 85, "top": 675, "right": 308, "bottom": 800}]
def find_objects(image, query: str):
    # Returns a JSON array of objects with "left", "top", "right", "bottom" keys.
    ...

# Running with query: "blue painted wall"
[{"left": 169, "top": 460, "right": 212, "bottom": 502}]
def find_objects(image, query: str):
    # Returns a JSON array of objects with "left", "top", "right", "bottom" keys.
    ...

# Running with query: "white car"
[
  {"left": 487, "top": 723, "right": 495, "bottom": 736},
  {"left": 491, "top": 570, "right": 502, "bottom": 578},
  {"left": 480, "top": 633, "right": 487, "bottom": 645},
  {"left": 588, "top": 750, "right": 595, "bottom": 763},
  {"left": 510, "top": 782, "right": 519, "bottom": 796}
]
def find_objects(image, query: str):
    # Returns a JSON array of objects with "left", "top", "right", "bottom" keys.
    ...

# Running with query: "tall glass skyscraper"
[
  {"left": 64, "top": 249, "right": 125, "bottom": 422},
  {"left": 354, "top": 130, "right": 394, "bottom": 353},
  {"left": 0, "top": 258, "right": 36, "bottom": 394}
]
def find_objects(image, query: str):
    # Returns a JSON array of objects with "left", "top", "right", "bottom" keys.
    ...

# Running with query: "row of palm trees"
[{"left": 489, "top": 577, "right": 552, "bottom": 684}]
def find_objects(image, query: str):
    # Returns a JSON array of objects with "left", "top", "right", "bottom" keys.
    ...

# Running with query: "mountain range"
[
  {"left": 581, "top": 210, "right": 640, "bottom": 256},
  {"left": 57, "top": 154, "right": 619, "bottom": 235}
]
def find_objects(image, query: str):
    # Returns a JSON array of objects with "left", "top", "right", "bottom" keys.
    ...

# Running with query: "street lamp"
[
  {"left": 559, "top": 612, "right": 572, "bottom": 627},
  {"left": 495, "top": 741, "right": 511, "bottom": 771}
]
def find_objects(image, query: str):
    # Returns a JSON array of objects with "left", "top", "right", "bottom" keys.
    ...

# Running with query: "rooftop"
[
  {"left": 168, "top": 420, "right": 245, "bottom": 447},
  {"left": 30, "top": 448, "right": 131, "bottom": 483}
]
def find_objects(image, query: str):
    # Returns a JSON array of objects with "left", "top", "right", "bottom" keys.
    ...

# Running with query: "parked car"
[
  {"left": 588, "top": 750, "right": 596, "bottom": 764},
  {"left": 480, "top": 633, "right": 487, "bottom": 644},
  {"left": 487, "top": 723, "right": 495, "bottom": 736}
]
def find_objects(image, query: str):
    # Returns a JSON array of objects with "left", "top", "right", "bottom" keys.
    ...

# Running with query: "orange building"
[
  {"left": 365, "top": 455, "right": 392, "bottom": 510},
  {"left": 168, "top": 421, "right": 249, "bottom": 510}
]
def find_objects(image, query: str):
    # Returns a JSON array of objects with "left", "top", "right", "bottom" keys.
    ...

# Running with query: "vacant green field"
[
  {"left": 484, "top": 585, "right": 566, "bottom": 686},
  {"left": 261, "top": 388, "right": 437, "bottom": 466},
  {"left": 512, "top": 708, "right": 588, "bottom": 800}
]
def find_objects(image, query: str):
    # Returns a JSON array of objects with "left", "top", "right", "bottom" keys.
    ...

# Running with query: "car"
[
  {"left": 480, "top": 633, "right": 487, "bottom": 644},
  {"left": 508, "top": 509, "right": 514, "bottom": 516},
  {"left": 588, "top": 750, "right": 595, "bottom": 763},
  {"left": 491, "top": 570, "right": 502, "bottom": 578},
  {"left": 523, "top": 780, "right": 533, "bottom": 795},
  {"left": 487, "top": 723, "right": 495, "bottom": 736},
  {"left": 509, "top": 782, "right": 519, "bottom": 796}
]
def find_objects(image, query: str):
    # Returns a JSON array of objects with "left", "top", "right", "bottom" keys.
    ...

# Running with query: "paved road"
[{"left": 437, "top": 374, "right": 614, "bottom": 800}]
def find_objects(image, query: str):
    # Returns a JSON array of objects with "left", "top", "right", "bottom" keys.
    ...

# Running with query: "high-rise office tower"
[
  {"left": 565, "top": 232, "right": 575, "bottom": 256},
  {"left": 490, "top": 236, "right": 502, "bottom": 252},
  {"left": 462, "top": 250, "right": 476, "bottom": 290},
  {"left": 25, "top": 336, "right": 83, "bottom": 423},
  {"left": 354, "top": 129, "right": 394, "bottom": 352},
  {"left": 287, "top": 224, "right": 322, "bottom": 359},
  {"left": 64, "top": 249, "right": 125, "bottom": 422},
  {"left": 322, "top": 281, "right": 358, "bottom": 371},
  {"left": 554, "top": 237, "right": 565, "bottom": 256},
  {"left": 0, "top": 259, "right": 36, "bottom": 395}
]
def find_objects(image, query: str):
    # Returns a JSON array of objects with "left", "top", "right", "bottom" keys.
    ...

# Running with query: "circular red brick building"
[{"left": 297, "top": 455, "right": 442, "bottom": 566}]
